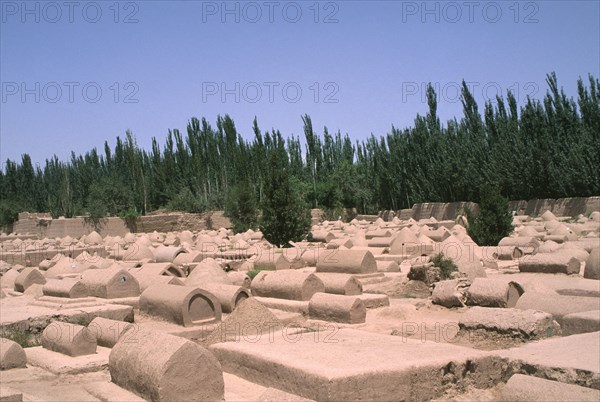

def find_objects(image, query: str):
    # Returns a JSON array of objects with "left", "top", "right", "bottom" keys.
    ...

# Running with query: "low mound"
[{"left": 202, "top": 298, "right": 283, "bottom": 346}]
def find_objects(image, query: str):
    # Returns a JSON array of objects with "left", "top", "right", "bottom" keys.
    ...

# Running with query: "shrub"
[
  {"left": 85, "top": 197, "right": 107, "bottom": 230},
  {"left": 431, "top": 253, "right": 458, "bottom": 279},
  {"left": 1, "top": 330, "right": 41, "bottom": 348},
  {"left": 247, "top": 263, "right": 275, "bottom": 281},
  {"left": 0, "top": 200, "right": 20, "bottom": 227},
  {"left": 466, "top": 185, "right": 514, "bottom": 246},
  {"left": 246, "top": 270, "right": 261, "bottom": 281},
  {"left": 119, "top": 207, "right": 140, "bottom": 231}
]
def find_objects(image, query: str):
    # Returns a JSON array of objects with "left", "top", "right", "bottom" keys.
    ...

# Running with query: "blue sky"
[{"left": 1, "top": 0, "right": 599, "bottom": 166}]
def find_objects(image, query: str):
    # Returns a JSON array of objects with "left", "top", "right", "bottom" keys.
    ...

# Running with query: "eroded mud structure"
[{"left": 1, "top": 206, "right": 599, "bottom": 401}]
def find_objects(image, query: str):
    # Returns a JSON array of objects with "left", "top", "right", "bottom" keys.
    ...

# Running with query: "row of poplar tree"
[{"left": 1, "top": 73, "right": 599, "bottom": 228}]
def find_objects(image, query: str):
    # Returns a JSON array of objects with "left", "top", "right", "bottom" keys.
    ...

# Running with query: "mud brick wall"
[
  {"left": 11, "top": 211, "right": 232, "bottom": 237},
  {"left": 508, "top": 196, "right": 600, "bottom": 217},
  {"left": 13, "top": 215, "right": 129, "bottom": 238},
  {"left": 381, "top": 196, "right": 599, "bottom": 222}
]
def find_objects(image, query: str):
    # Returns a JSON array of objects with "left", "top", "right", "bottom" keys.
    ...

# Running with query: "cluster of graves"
[{"left": 0, "top": 209, "right": 599, "bottom": 401}]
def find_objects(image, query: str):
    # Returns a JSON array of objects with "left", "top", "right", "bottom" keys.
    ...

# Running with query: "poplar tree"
[{"left": 259, "top": 138, "right": 310, "bottom": 246}]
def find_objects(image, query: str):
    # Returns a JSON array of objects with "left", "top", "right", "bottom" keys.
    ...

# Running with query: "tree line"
[{"left": 1, "top": 73, "right": 598, "bottom": 228}]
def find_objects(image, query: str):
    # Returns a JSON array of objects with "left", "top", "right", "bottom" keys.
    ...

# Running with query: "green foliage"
[
  {"left": 259, "top": 147, "right": 311, "bottom": 247},
  {"left": 247, "top": 263, "right": 275, "bottom": 280},
  {"left": 0, "top": 74, "right": 598, "bottom": 222},
  {"left": 431, "top": 253, "right": 458, "bottom": 279},
  {"left": 225, "top": 182, "right": 259, "bottom": 233},
  {"left": 86, "top": 197, "right": 107, "bottom": 222},
  {"left": 1, "top": 330, "right": 41, "bottom": 348},
  {"left": 561, "top": 216, "right": 579, "bottom": 223},
  {"left": 118, "top": 207, "right": 140, "bottom": 220},
  {"left": 466, "top": 185, "right": 514, "bottom": 246},
  {"left": 87, "top": 176, "right": 134, "bottom": 216},
  {"left": 85, "top": 193, "right": 108, "bottom": 230},
  {"left": 0, "top": 200, "right": 20, "bottom": 227},
  {"left": 118, "top": 207, "right": 140, "bottom": 231},
  {"left": 167, "top": 187, "right": 207, "bottom": 213}
]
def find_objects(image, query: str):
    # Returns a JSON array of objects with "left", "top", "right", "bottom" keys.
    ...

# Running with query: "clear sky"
[{"left": 1, "top": 0, "right": 599, "bottom": 166}]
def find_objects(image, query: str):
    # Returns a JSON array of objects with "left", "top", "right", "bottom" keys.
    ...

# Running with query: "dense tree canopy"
[
  {"left": 466, "top": 185, "right": 514, "bottom": 246},
  {"left": 1, "top": 74, "right": 599, "bottom": 228},
  {"left": 258, "top": 134, "right": 311, "bottom": 246}
]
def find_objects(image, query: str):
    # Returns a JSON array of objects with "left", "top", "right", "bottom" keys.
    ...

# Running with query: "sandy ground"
[{"left": 0, "top": 365, "right": 274, "bottom": 401}]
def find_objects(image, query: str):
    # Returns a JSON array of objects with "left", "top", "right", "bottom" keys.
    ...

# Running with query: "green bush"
[
  {"left": 466, "top": 185, "right": 514, "bottom": 246},
  {"left": 118, "top": 207, "right": 140, "bottom": 221},
  {"left": 431, "top": 253, "right": 458, "bottom": 279},
  {"left": 85, "top": 196, "right": 107, "bottom": 229},
  {"left": 246, "top": 270, "right": 261, "bottom": 281},
  {"left": 247, "top": 263, "right": 275, "bottom": 281},
  {"left": 1, "top": 330, "right": 41, "bottom": 348},
  {"left": 0, "top": 200, "right": 20, "bottom": 227},
  {"left": 118, "top": 207, "right": 140, "bottom": 231}
]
